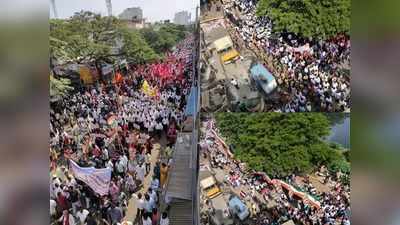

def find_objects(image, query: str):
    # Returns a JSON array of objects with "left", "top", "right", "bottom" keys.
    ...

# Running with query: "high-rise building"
[
  {"left": 174, "top": 11, "right": 192, "bottom": 26},
  {"left": 119, "top": 7, "right": 145, "bottom": 29},
  {"left": 119, "top": 7, "right": 143, "bottom": 21}
]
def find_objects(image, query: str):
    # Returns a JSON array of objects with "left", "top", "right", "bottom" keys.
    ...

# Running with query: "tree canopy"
[
  {"left": 140, "top": 23, "right": 188, "bottom": 55},
  {"left": 256, "top": 0, "right": 351, "bottom": 39},
  {"left": 50, "top": 74, "right": 74, "bottom": 102},
  {"left": 50, "top": 11, "right": 159, "bottom": 79},
  {"left": 215, "top": 113, "right": 349, "bottom": 178},
  {"left": 118, "top": 28, "right": 160, "bottom": 64},
  {"left": 50, "top": 12, "right": 190, "bottom": 81},
  {"left": 50, "top": 11, "right": 121, "bottom": 65}
]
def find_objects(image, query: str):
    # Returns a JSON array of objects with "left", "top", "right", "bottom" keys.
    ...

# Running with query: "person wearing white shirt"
[
  {"left": 160, "top": 212, "right": 169, "bottom": 225},
  {"left": 58, "top": 210, "right": 76, "bottom": 225},
  {"left": 135, "top": 163, "right": 145, "bottom": 183},
  {"left": 106, "top": 160, "right": 114, "bottom": 170},
  {"left": 149, "top": 187, "right": 158, "bottom": 204},
  {"left": 102, "top": 148, "right": 109, "bottom": 161},
  {"left": 162, "top": 117, "right": 168, "bottom": 126},
  {"left": 76, "top": 207, "right": 89, "bottom": 225},
  {"left": 306, "top": 102, "right": 312, "bottom": 112},
  {"left": 132, "top": 192, "right": 144, "bottom": 221},
  {"left": 50, "top": 199, "right": 57, "bottom": 218},
  {"left": 121, "top": 155, "right": 128, "bottom": 168},
  {"left": 142, "top": 214, "right": 152, "bottom": 225},
  {"left": 52, "top": 176, "right": 61, "bottom": 188},
  {"left": 53, "top": 184, "right": 63, "bottom": 200},
  {"left": 148, "top": 121, "right": 155, "bottom": 133},
  {"left": 143, "top": 194, "right": 154, "bottom": 213},
  {"left": 116, "top": 159, "right": 125, "bottom": 176},
  {"left": 156, "top": 122, "right": 163, "bottom": 133},
  {"left": 151, "top": 177, "right": 160, "bottom": 191},
  {"left": 125, "top": 173, "right": 136, "bottom": 193},
  {"left": 340, "top": 82, "right": 347, "bottom": 91}
]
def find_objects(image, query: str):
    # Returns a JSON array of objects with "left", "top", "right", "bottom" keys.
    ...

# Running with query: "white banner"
[
  {"left": 288, "top": 43, "right": 313, "bottom": 54},
  {"left": 69, "top": 160, "right": 112, "bottom": 196}
]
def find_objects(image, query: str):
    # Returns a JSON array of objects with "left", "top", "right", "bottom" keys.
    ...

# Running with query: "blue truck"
[{"left": 228, "top": 195, "right": 250, "bottom": 221}]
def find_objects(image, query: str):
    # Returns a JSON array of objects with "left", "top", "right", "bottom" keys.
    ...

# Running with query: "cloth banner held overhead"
[
  {"left": 69, "top": 160, "right": 112, "bottom": 196},
  {"left": 287, "top": 43, "right": 314, "bottom": 54},
  {"left": 113, "top": 72, "right": 123, "bottom": 84}
]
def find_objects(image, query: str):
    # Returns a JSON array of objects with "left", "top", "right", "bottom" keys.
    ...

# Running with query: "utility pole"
[
  {"left": 195, "top": 5, "right": 200, "bottom": 32},
  {"left": 105, "top": 0, "right": 112, "bottom": 17},
  {"left": 50, "top": 0, "right": 58, "bottom": 19},
  {"left": 196, "top": 6, "right": 199, "bottom": 25}
]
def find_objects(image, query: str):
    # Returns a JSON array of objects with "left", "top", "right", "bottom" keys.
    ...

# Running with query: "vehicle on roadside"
[
  {"left": 221, "top": 48, "right": 240, "bottom": 64},
  {"left": 228, "top": 194, "right": 250, "bottom": 221},
  {"left": 200, "top": 175, "right": 222, "bottom": 199},
  {"left": 249, "top": 62, "right": 278, "bottom": 96}
]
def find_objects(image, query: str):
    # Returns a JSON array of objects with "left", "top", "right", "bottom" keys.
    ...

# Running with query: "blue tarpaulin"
[{"left": 184, "top": 86, "right": 198, "bottom": 116}]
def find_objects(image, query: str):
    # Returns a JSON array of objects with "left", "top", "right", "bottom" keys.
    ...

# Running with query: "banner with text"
[{"left": 69, "top": 160, "right": 112, "bottom": 196}]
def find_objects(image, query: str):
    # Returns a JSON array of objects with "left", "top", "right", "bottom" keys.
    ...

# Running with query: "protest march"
[
  {"left": 222, "top": 0, "right": 351, "bottom": 112},
  {"left": 50, "top": 35, "right": 195, "bottom": 225},
  {"left": 200, "top": 119, "right": 350, "bottom": 225},
  {"left": 48, "top": 1, "right": 353, "bottom": 225}
]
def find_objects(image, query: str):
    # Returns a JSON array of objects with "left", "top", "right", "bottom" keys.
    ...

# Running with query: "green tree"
[
  {"left": 140, "top": 23, "right": 188, "bottom": 55},
  {"left": 50, "top": 11, "right": 159, "bottom": 81},
  {"left": 215, "top": 113, "right": 349, "bottom": 178},
  {"left": 118, "top": 28, "right": 159, "bottom": 64},
  {"left": 256, "top": 0, "right": 350, "bottom": 39},
  {"left": 50, "top": 74, "right": 74, "bottom": 102},
  {"left": 50, "top": 11, "right": 122, "bottom": 80}
]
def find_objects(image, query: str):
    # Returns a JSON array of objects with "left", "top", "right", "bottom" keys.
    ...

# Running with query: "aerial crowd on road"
[
  {"left": 224, "top": 0, "right": 350, "bottom": 112},
  {"left": 200, "top": 119, "right": 350, "bottom": 225}
]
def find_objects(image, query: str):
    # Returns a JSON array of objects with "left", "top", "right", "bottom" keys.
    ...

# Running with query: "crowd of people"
[
  {"left": 49, "top": 35, "right": 195, "bottom": 225},
  {"left": 200, "top": 119, "right": 351, "bottom": 225},
  {"left": 222, "top": 0, "right": 350, "bottom": 112},
  {"left": 269, "top": 175, "right": 351, "bottom": 225}
]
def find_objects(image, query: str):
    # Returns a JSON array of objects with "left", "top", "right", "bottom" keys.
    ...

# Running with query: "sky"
[
  {"left": 50, "top": 0, "right": 199, "bottom": 22},
  {"left": 0, "top": 0, "right": 47, "bottom": 20}
]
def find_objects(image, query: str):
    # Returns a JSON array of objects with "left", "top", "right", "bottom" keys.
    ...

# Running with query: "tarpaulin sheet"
[{"left": 184, "top": 86, "right": 198, "bottom": 116}]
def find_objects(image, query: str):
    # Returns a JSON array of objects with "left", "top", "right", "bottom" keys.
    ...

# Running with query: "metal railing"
[{"left": 191, "top": 15, "right": 201, "bottom": 225}]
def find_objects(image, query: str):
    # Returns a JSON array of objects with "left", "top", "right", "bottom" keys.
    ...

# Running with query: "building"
[
  {"left": 174, "top": 11, "right": 192, "bottom": 25},
  {"left": 119, "top": 7, "right": 146, "bottom": 29},
  {"left": 119, "top": 7, "right": 143, "bottom": 20}
]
